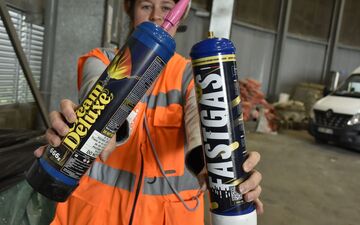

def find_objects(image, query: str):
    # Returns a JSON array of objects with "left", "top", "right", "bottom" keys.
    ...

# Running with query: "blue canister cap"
[
  {"left": 190, "top": 35, "right": 236, "bottom": 59},
  {"left": 132, "top": 22, "right": 176, "bottom": 62}
]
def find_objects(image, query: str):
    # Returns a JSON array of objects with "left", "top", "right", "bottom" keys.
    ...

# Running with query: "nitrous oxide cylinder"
[
  {"left": 26, "top": 0, "right": 190, "bottom": 202},
  {"left": 190, "top": 32, "right": 257, "bottom": 225}
]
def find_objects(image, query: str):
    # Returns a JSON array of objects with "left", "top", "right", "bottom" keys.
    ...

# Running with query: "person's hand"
[
  {"left": 238, "top": 151, "right": 263, "bottom": 214},
  {"left": 33, "top": 99, "right": 116, "bottom": 161},
  {"left": 196, "top": 151, "right": 263, "bottom": 215}
]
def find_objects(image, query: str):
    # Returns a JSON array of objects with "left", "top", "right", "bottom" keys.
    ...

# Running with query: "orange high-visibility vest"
[{"left": 51, "top": 48, "right": 204, "bottom": 225}]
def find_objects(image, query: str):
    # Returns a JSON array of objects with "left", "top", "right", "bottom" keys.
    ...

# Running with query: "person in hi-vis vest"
[{"left": 35, "top": 0, "right": 263, "bottom": 224}]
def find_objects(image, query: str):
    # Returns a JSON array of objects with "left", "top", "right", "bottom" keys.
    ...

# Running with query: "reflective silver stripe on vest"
[
  {"left": 88, "top": 162, "right": 199, "bottom": 196},
  {"left": 100, "top": 48, "right": 116, "bottom": 61},
  {"left": 88, "top": 161, "right": 136, "bottom": 192},
  {"left": 142, "top": 90, "right": 182, "bottom": 109},
  {"left": 181, "top": 63, "right": 194, "bottom": 102},
  {"left": 143, "top": 168, "right": 200, "bottom": 195}
]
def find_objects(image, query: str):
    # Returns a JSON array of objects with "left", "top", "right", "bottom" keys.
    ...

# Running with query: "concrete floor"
[
  {"left": 249, "top": 129, "right": 360, "bottom": 225},
  {"left": 204, "top": 129, "right": 360, "bottom": 225}
]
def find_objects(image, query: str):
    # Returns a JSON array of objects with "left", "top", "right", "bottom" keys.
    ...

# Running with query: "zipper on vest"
[{"left": 128, "top": 151, "right": 144, "bottom": 225}]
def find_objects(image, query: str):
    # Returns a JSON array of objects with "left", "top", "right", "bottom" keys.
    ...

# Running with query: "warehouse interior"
[{"left": 0, "top": 0, "right": 360, "bottom": 225}]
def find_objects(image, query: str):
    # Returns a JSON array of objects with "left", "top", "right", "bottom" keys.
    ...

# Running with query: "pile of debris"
[
  {"left": 239, "top": 78, "right": 278, "bottom": 133},
  {"left": 273, "top": 82, "right": 324, "bottom": 130},
  {"left": 238, "top": 79, "right": 324, "bottom": 132},
  {"left": 273, "top": 100, "right": 307, "bottom": 129}
]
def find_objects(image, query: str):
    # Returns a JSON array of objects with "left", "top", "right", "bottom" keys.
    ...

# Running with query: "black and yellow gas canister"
[
  {"left": 25, "top": 0, "right": 191, "bottom": 202},
  {"left": 190, "top": 32, "right": 257, "bottom": 225}
]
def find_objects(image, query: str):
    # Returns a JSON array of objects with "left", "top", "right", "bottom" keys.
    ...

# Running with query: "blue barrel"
[
  {"left": 26, "top": 22, "right": 175, "bottom": 202},
  {"left": 190, "top": 35, "right": 256, "bottom": 224}
]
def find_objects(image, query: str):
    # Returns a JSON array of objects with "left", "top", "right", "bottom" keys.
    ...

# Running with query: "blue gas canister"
[
  {"left": 190, "top": 32, "right": 257, "bottom": 225},
  {"left": 26, "top": 21, "right": 175, "bottom": 202}
]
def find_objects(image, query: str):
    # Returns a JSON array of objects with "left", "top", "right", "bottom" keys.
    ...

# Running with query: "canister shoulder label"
[{"left": 192, "top": 54, "right": 236, "bottom": 67}]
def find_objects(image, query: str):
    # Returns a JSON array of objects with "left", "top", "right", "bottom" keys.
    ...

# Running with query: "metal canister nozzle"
[{"left": 208, "top": 31, "right": 215, "bottom": 38}]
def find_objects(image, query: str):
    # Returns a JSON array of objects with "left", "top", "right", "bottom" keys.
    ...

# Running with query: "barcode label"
[
  {"left": 79, "top": 130, "right": 111, "bottom": 158},
  {"left": 230, "top": 186, "right": 243, "bottom": 201}
]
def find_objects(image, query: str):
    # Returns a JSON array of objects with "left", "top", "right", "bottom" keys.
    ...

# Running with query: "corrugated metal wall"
[
  {"left": 48, "top": 0, "right": 105, "bottom": 111},
  {"left": 45, "top": 3, "right": 360, "bottom": 111},
  {"left": 333, "top": 47, "right": 360, "bottom": 77},
  {"left": 176, "top": 11, "right": 276, "bottom": 94},
  {"left": 277, "top": 38, "right": 326, "bottom": 95},
  {"left": 232, "top": 25, "right": 275, "bottom": 94},
  {"left": 178, "top": 8, "right": 360, "bottom": 100}
]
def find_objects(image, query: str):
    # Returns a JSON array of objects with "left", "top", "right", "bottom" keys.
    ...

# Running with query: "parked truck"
[{"left": 309, "top": 67, "right": 360, "bottom": 151}]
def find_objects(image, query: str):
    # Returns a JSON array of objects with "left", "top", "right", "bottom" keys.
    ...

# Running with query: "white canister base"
[{"left": 210, "top": 210, "right": 257, "bottom": 225}]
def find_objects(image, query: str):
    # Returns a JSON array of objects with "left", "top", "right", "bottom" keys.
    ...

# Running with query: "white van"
[{"left": 309, "top": 67, "right": 360, "bottom": 151}]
